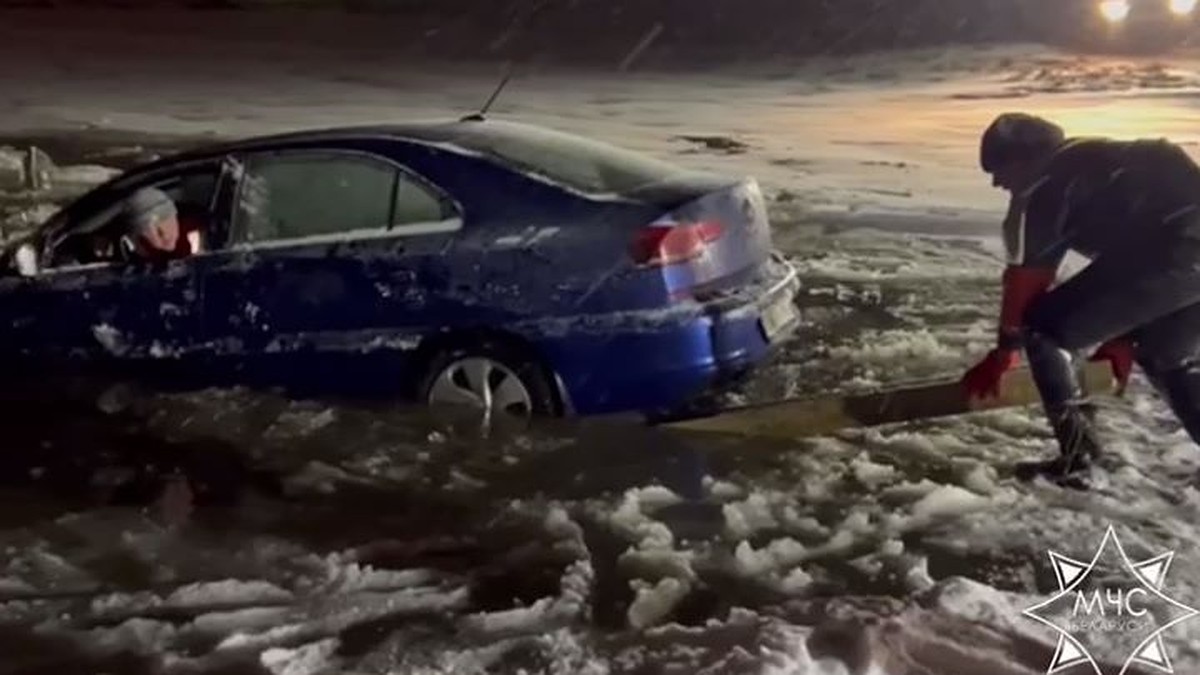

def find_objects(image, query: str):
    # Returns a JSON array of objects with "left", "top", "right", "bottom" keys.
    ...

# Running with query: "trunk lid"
[{"left": 627, "top": 177, "right": 773, "bottom": 297}]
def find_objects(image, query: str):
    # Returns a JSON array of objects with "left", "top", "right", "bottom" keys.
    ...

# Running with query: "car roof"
[{"left": 132, "top": 118, "right": 561, "bottom": 170}]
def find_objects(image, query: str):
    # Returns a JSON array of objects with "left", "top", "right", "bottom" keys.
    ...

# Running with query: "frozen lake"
[{"left": 4, "top": 10, "right": 1200, "bottom": 674}]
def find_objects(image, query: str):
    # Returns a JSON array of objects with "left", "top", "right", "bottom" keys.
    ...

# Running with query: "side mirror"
[{"left": 14, "top": 243, "right": 38, "bottom": 276}]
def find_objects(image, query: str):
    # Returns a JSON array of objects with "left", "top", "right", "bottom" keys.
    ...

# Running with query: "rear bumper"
[
  {"left": 530, "top": 253, "right": 801, "bottom": 416},
  {"left": 700, "top": 251, "right": 802, "bottom": 373}
]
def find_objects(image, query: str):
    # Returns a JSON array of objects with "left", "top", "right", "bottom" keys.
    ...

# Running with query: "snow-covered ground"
[{"left": 6, "top": 11, "right": 1200, "bottom": 674}]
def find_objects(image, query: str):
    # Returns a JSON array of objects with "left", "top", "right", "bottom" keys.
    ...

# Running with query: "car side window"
[
  {"left": 232, "top": 150, "right": 450, "bottom": 245},
  {"left": 45, "top": 164, "right": 222, "bottom": 270},
  {"left": 393, "top": 173, "right": 447, "bottom": 227}
]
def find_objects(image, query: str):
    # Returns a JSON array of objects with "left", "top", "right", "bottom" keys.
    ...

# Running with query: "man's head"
[
  {"left": 980, "top": 112, "right": 1066, "bottom": 193},
  {"left": 123, "top": 187, "right": 179, "bottom": 255}
]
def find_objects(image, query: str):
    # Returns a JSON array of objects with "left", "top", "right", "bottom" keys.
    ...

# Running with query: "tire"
[{"left": 416, "top": 339, "right": 561, "bottom": 421}]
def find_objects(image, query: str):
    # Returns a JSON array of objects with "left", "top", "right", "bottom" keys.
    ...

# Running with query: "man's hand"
[
  {"left": 961, "top": 265, "right": 1055, "bottom": 401},
  {"left": 1089, "top": 338, "right": 1134, "bottom": 396},
  {"left": 961, "top": 348, "right": 1020, "bottom": 400}
]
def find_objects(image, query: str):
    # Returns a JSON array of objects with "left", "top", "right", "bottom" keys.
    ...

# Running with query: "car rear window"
[{"left": 447, "top": 122, "right": 691, "bottom": 196}]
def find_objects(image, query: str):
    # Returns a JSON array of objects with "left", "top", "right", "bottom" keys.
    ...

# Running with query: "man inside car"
[{"left": 121, "top": 186, "right": 203, "bottom": 261}]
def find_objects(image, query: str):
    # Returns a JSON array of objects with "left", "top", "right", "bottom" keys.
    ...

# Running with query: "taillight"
[{"left": 629, "top": 220, "right": 724, "bottom": 266}]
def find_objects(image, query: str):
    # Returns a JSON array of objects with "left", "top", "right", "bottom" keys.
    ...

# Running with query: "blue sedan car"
[{"left": 0, "top": 119, "right": 800, "bottom": 420}]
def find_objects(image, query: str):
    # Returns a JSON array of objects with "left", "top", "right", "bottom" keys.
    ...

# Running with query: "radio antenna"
[{"left": 461, "top": 63, "right": 514, "bottom": 122}]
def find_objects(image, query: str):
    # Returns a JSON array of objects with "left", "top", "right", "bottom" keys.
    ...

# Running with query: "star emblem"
[{"left": 1022, "top": 525, "right": 1200, "bottom": 674}]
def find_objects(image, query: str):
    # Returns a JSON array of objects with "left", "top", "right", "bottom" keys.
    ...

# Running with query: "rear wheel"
[{"left": 417, "top": 341, "right": 561, "bottom": 424}]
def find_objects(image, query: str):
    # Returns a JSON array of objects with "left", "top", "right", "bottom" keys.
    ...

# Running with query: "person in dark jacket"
[{"left": 962, "top": 112, "right": 1200, "bottom": 485}]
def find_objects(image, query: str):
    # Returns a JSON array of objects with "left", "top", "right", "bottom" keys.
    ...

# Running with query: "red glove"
[
  {"left": 1089, "top": 338, "right": 1134, "bottom": 395},
  {"left": 962, "top": 265, "right": 1056, "bottom": 401},
  {"left": 962, "top": 348, "right": 1020, "bottom": 399},
  {"left": 997, "top": 265, "right": 1058, "bottom": 342}
]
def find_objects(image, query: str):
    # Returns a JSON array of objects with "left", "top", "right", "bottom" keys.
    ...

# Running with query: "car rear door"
[{"left": 197, "top": 145, "right": 463, "bottom": 397}]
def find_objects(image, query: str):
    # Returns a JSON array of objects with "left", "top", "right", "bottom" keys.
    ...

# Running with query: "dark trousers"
[{"left": 1024, "top": 219, "right": 1200, "bottom": 452}]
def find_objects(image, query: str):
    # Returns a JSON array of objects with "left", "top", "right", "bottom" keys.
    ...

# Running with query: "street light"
[
  {"left": 1099, "top": 0, "right": 1131, "bottom": 22},
  {"left": 1170, "top": 0, "right": 1198, "bottom": 16}
]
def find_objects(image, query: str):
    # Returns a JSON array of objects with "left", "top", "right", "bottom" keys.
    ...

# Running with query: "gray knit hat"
[{"left": 123, "top": 187, "right": 177, "bottom": 235}]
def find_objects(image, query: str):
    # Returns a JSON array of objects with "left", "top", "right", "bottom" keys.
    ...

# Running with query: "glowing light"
[
  {"left": 1039, "top": 102, "right": 1185, "bottom": 141},
  {"left": 1099, "top": 0, "right": 1131, "bottom": 22},
  {"left": 1171, "top": 0, "right": 1198, "bottom": 15}
]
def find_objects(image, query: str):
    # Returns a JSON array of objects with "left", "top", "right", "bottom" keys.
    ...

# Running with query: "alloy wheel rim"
[{"left": 426, "top": 357, "right": 534, "bottom": 420}]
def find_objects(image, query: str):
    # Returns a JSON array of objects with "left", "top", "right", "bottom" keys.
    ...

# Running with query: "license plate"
[{"left": 759, "top": 296, "right": 798, "bottom": 341}]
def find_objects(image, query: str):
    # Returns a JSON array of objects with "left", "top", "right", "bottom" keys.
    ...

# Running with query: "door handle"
[
  {"left": 375, "top": 270, "right": 417, "bottom": 299},
  {"left": 521, "top": 246, "right": 553, "bottom": 264}
]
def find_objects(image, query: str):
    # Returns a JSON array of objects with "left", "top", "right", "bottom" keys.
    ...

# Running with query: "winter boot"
[
  {"left": 1014, "top": 405, "right": 1104, "bottom": 489},
  {"left": 1015, "top": 331, "right": 1106, "bottom": 489}
]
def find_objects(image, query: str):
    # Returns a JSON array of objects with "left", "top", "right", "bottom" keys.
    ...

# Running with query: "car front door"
[
  {"left": 198, "top": 146, "right": 463, "bottom": 397},
  {"left": 0, "top": 161, "right": 225, "bottom": 388},
  {"left": 16, "top": 259, "right": 201, "bottom": 386}
]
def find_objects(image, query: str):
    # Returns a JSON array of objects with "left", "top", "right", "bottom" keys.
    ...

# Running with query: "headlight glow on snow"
[
  {"left": 1170, "top": 0, "right": 1198, "bottom": 15},
  {"left": 1099, "top": 0, "right": 1131, "bottom": 22}
]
